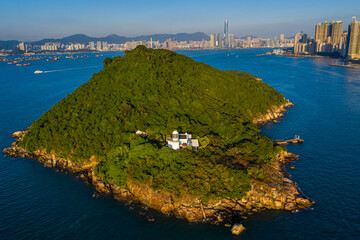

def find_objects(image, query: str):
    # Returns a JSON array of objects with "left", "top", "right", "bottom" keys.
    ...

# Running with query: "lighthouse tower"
[{"left": 167, "top": 130, "right": 180, "bottom": 150}]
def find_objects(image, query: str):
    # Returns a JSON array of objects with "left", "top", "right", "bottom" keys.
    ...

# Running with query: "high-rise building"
[
  {"left": 18, "top": 42, "right": 25, "bottom": 51},
  {"left": 215, "top": 33, "right": 221, "bottom": 47},
  {"left": 280, "top": 34, "right": 285, "bottom": 43},
  {"left": 330, "top": 21, "right": 343, "bottom": 45},
  {"left": 346, "top": 17, "right": 360, "bottom": 59},
  {"left": 315, "top": 21, "right": 344, "bottom": 53},
  {"left": 96, "top": 41, "right": 102, "bottom": 51},
  {"left": 224, "top": 20, "right": 229, "bottom": 48},
  {"left": 229, "top": 34, "right": 235, "bottom": 48},
  {"left": 315, "top": 22, "right": 331, "bottom": 43},
  {"left": 89, "top": 41, "right": 95, "bottom": 50},
  {"left": 210, "top": 34, "right": 215, "bottom": 48},
  {"left": 102, "top": 42, "right": 108, "bottom": 51},
  {"left": 247, "top": 36, "right": 251, "bottom": 46}
]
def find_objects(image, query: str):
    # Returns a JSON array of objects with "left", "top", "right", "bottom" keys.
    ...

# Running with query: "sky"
[{"left": 1, "top": 0, "right": 359, "bottom": 41}]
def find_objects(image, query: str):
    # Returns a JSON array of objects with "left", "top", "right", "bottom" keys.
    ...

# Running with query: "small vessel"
[
  {"left": 34, "top": 70, "right": 43, "bottom": 74},
  {"left": 96, "top": 54, "right": 103, "bottom": 57}
]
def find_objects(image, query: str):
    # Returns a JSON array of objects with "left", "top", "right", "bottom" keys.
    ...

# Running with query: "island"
[{"left": 4, "top": 46, "right": 313, "bottom": 233}]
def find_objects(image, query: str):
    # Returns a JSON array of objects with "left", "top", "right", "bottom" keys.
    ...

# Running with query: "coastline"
[
  {"left": 3, "top": 102, "right": 314, "bottom": 227},
  {"left": 253, "top": 99, "right": 294, "bottom": 125}
]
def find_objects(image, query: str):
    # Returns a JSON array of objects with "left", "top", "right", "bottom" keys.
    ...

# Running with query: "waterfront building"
[
  {"left": 331, "top": 21, "right": 343, "bottom": 45},
  {"left": 280, "top": 34, "right": 285, "bottom": 43},
  {"left": 346, "top": 17, "right": 360, "bottom": 59},
  {"left": 210, "top": 34, "right": 215, "bottom": 48},
  {"left": 247, "top": 36, "right": 251, "bottom": 47},
  {"left": 96, "top": 41, "right": 102, "bottom": 51},
  {"left": 102, "top": 42, "right": 109, "bottom": 51},
  {"left": 18, "top": 42, "right": 25, "bottom": 51},
  {"left": 229, "top": 34, "right": 235, "bottom": 48},
  {"left": 315, "top": 21, "right": 343, "bottom": 53},
  {"left": 216, "top": 33, "right": 221, "bottom": 47},
  {"left": 89, "top": 41, "right": 95, "bottom": 50},
  {"left": 315, "top": 22, "right": 330, "bottom": 43}
]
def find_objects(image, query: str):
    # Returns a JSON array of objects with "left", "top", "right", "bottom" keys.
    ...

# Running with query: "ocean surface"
[{"left": 1, "top": 49, "right": 360, "bottom": 240}]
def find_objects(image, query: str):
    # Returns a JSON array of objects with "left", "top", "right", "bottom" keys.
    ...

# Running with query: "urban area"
[{"left": 1, "top": 17, "right": 360, "bottom": 61}]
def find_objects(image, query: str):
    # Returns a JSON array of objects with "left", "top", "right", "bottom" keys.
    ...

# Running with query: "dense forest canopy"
[{"left": 20, "top": 46, "right": 286, "bottom": 200}]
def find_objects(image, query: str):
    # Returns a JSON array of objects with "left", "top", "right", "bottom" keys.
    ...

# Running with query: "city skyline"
[{"left": 1, "top": 0, "right": 359, "bottom": 41}]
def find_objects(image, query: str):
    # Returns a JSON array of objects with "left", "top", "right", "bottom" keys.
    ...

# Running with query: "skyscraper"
[
  {"left": 280, "top": 34, "right": 285, "bottom": 43},
  {"left": 346, "top": 17, "right": 360, "bottom": 59},
  {"left": 215, "top": 33, "right": 221, "bottom": 47},
  {"left": 229, "top": 34, "right": 235, "bottom": 48},
  {"left": 18, "top": 42, "right": 25, "bottom": 51},
  {"left": 330, "top": 21, "right": 343, "bottom": 45},
  {"left": 315, "top": 22, "right": 330, "bottom": 43},
  {"left": 247, "top": 36, "right": 251, "bottom": 46},
  {"left": 315, "top": 21, "right": 343, "bottom": 53},
  {"left": 210, "top": 34, "right": 215, "bottom": 48},
  {"left": 224, "top": 20, "right": 229, "bottom": 48}
]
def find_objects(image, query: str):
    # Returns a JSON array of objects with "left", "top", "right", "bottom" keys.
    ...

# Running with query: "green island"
[
  {"left": 20, "top": 46, "right": 285, "bottom": 200},
  {"left": 5, "top": 46, "right": 313, "bottom": 230}
]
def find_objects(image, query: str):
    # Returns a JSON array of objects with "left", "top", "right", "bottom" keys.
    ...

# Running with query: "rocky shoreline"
[
  {"left": 253, "top": 99, "right": 295, "bottom": 125},
  {"left": 3, "top": 125, "right": 314, "bottom": 234}
]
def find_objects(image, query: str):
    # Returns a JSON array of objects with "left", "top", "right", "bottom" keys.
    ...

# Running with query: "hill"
[
  {"left": 19, "top": 46, "right": 287, "bottom": 201},
  {"left": 31, "top": 32, "right": 209, "bottom": 45},
  {"left": 0, "top": 40, "right": 20, "bottom": 50},
  {"left": 240, "top": 35, "right": 258, "bottom": 40}
]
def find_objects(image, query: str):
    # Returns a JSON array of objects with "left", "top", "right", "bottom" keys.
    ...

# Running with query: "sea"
[{"left": 0, "top": 49, "right": 359, "bottom": 240}]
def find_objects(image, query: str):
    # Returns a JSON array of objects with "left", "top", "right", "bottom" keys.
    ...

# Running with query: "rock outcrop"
[
  {"left": 231, "top": 224, "right": 246, "bottom": 235},
  {"left": 253, "top": 100, "right": 294, "bottom": 125},
  {"left": 3, "top": 130, "right": 314, "bottom": 224}
]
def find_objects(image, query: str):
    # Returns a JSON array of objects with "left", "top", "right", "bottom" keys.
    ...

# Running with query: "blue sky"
[{"left": 1, "top": 0, "right": 359, "bottom": 41}]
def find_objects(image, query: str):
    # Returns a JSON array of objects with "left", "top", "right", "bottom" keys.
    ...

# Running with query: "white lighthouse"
[
  {"left": 167, "top": 130, "right": 180, "bottom": 150},
  {"left": 166, "top": 130, "right": 199, "bottom": 150}
]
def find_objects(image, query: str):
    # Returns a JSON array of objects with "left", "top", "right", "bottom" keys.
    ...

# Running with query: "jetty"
[{"left": 272, "top": 135, "right": 304, "bottom": 145}]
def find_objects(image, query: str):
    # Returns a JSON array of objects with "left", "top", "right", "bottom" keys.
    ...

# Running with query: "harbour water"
[{"left": 1, "top": 49, "right": 359, "bottom": 239}]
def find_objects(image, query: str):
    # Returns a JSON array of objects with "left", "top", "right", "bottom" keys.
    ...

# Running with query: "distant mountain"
[
  {"left": 0, "top": 40, "right": 20, "bottom": 50},
  {"left": 132, "top": 32, "right": 210, "bottom": 42},
  {"left": 31, "top": 32, "right": 209, "bottom": 45},
  {"left": 240, "top": 35, "right": 258, "bottom": 40}
]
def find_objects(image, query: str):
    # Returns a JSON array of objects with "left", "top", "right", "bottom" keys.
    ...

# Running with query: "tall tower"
[
  {"left": 346, "top": 18, "right": 360, "bottom": 59},
  {"left": 315, "top": 22, "right": 330, "bottom": 43},
  {"left": 330, "top": 21, "right": 343, "bottom": 45},
  {"left": 247, "top": 36, "right": 251, "bottom": 46},
  {"left": 280, "top": 34, "right": 285, "bottom": 43},
  {"left": 210, "top": 34, "right": 215, "bottom": 48},
  {"left": 224, "top": 20, "right": 229, "bottom": 48}
]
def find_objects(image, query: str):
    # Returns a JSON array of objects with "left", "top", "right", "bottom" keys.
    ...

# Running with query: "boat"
[
  {"left": 96, "top": 54, "right": 103, "bottom": 57},
  {"left": 34, "top": 70, "right": 43, "bottom": 74}
]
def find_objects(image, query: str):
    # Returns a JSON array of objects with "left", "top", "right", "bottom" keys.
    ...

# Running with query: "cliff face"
[{"left": 4, "top": 130, "right": 313, "bottom": 223}]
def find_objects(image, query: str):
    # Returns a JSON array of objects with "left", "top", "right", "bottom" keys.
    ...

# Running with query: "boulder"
[{"left": 231, "top": 224, "right": 246, "bottom": 235}]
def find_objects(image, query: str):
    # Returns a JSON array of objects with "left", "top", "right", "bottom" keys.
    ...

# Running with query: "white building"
[{"left": 167, "top": 130, "right": 199, "bottom": 150}]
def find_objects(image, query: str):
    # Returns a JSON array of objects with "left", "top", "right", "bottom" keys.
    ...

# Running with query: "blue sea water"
[{"left": 1, "top": 49, "right": 360, "bottom": 240}]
